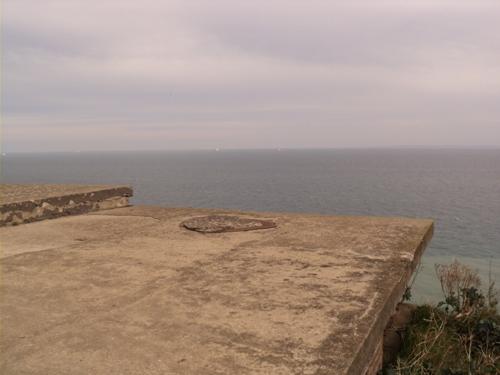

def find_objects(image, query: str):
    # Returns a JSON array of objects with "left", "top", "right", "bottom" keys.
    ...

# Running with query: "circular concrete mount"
[{"left": 181, "top": 215, "right": 277, "bottom": 233}]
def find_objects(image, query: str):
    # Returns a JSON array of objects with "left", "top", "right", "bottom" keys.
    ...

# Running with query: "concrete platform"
[
  {"left": 0, "top": 204, "right": 433, "bottom": 374},
  {"left": 0, "top": 184, "right": 132, "bottom": 226}
]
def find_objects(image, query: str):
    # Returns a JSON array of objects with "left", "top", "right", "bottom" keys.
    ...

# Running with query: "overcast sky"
[{"left": 2, "top": 0, "right": 500, "bottom": 151}]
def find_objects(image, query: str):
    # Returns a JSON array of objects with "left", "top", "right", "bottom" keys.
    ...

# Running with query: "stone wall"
[{"left": 0, "top": 186, "right": 132, "bottom": 226}]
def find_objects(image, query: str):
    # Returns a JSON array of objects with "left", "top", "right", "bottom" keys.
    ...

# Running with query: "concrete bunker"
[{"left": 0, "top": 184, "right": 433, "bottom": 375}]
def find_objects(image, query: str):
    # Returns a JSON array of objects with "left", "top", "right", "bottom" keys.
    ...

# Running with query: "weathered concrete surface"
[
  {"left": 0, "top": 184, "right": 132, "bottom": 226},
  {"left": 0, "top": 205, "right": 433, "bottom": 374}
]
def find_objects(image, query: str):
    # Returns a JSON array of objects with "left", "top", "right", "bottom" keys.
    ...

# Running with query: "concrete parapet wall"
[{"left": 0, "top": 185, "right": 132, "bottom": 226}]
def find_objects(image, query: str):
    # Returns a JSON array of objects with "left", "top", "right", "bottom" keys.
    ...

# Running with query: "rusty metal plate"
[{"left": 181, "top": 215, "right": 277, "bottom": 233}]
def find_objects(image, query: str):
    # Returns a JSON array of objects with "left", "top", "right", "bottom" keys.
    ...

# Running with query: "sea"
[{"left": 3, "top": 148, "right": 499, "bottom": 303}]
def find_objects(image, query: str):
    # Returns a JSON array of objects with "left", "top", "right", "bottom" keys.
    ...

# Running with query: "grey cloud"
[
  {"left": 188, "top": 2, "right": 500, "bottom": 65},
  {"left": 2, "top": 0, "right": 500, "bottom": 151}
]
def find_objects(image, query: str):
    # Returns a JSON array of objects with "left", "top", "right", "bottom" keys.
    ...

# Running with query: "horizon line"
[{"left": 3, "top": 145, "right": 500, "bottom": 154}]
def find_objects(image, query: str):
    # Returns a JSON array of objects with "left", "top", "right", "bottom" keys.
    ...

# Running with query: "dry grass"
[
  {"left": 384, "top": 260, "right": 499, "bottom": 375},
  {"left": 435, "top": 260, "right": 482, "bottom": 313}
]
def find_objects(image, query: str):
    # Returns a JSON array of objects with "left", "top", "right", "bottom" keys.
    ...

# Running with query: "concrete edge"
[{"left": 352, "top": 221, "right": 434, "bottom": 375}]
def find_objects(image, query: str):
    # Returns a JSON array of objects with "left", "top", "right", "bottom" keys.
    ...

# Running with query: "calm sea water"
[{"left": 3, "top": 149, "right": 499, "bottom": 302}]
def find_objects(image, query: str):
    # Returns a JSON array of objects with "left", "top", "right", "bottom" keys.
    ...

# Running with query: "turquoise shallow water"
[{"left": 3, "top": 148, "right": 499, "bottom": 302}]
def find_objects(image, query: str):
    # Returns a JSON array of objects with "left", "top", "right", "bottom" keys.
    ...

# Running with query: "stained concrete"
[
  {"left": 0, "top": 184, "right": 132, "bottom": 226},
  {"left": 0, "top": 205, "right": 433, "bottom": 375}
]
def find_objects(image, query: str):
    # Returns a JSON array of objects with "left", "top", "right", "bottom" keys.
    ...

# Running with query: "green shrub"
[{"left": 384, "top": 261, "right": 499, "bottom": 375}]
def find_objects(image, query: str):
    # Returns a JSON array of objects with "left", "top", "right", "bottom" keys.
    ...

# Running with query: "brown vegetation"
[{"left": 384, "top": 260, "right": 499, "bottom": 375}]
